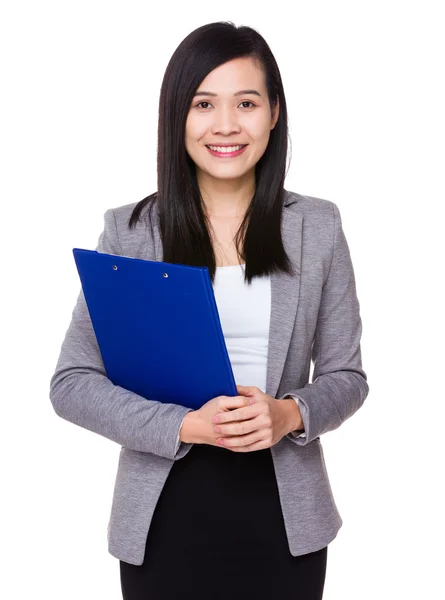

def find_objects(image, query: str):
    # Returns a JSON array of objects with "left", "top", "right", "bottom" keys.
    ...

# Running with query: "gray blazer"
[{"left": 49, "top": 189, "right": 369, "bottom": 566}]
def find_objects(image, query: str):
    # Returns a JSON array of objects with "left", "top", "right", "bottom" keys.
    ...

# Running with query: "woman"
[{"left": 50, "top": 21, "right": 369, "bottom": 599}]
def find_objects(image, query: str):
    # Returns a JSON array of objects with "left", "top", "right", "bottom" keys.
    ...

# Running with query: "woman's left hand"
[{"left": 211, "top": 385, "right": 298, "bottom": 452}]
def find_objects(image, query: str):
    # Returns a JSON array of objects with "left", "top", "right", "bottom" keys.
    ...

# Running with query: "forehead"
[{"left": 196, "top": 57, "right": 266, "bottom": 96}]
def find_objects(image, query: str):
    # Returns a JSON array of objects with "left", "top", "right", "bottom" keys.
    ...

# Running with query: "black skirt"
[{"left": 120, "top": 443, "right": 328, "bottom": 600}]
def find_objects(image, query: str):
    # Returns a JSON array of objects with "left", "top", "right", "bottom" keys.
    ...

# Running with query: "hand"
[
  {"left": 194, "top": 393, "right": 254, "bottom": 447},
  {"left": 210, "top": 385, "right": 291, "bottom": 452}
]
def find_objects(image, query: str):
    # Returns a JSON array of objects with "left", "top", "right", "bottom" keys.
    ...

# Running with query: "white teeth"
[{"left": 207, "top": 145, "right": 245, "bottom": 153}]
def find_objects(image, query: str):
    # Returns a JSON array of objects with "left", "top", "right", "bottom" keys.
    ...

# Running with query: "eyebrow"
[{"left": 193, "top": 89, "right": 262, "bottom": 98}]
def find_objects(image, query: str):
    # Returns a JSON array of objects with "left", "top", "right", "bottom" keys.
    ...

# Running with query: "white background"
[{"left": 1, "top": 1, "right": 444, "bottom": 598}]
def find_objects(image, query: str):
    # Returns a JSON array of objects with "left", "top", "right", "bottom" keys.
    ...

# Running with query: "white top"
[{"left": 213, "top": 263, "right": 270, "bottom": 392}]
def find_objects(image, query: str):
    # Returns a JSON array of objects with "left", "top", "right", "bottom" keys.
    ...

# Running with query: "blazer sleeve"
[
  {"left": 284, "top": 202, "right": 369, "bottom": 445},
  {"left": 49, "top": 208, "right": 195, "bottom": 461}
]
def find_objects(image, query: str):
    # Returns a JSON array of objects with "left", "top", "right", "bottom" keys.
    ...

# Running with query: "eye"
[{"left": 195, "top": 100, "right": 256, "bottom": 109}]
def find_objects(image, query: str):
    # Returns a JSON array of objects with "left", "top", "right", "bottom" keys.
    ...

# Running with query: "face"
[{"left": 185, "top": 56, "right": 279, "bottom": 185}]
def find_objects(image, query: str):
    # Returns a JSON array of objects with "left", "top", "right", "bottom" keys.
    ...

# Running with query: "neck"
[{"left": 197, "top": 170, "right": 255, "bottom": 218}]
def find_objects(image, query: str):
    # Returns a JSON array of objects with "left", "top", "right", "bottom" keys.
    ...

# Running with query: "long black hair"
[{"left": 129, "top": 21, "right": 294, "bottom": 285}]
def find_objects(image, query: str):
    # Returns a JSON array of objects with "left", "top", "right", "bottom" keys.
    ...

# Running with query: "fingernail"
[{"left": 212, "top": 416, "right": 220, "bottom": 423}]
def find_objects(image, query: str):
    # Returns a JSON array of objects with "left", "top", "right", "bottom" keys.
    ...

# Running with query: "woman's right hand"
[{"left": 186, "top": 394, "right": 253, "bottom": 447}]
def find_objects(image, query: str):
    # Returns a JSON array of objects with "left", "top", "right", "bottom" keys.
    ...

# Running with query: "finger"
[
  {"left": 236, "top": 385, "right": 256, "bottom": 398},
  {"left": 215, "top": 414, "right": 263, "bottom": 436},
  {"left": 214, "top": 395, "right": 252, "bottom": 416},
  {"left": 230, "top": 439, "right": 268, "bottom": 452},
  {"left": 217, "top": 430, "right": 266, "bottom": 450},
  {"left": 213, "top": 403, "right": 261, "bottom": 424}
]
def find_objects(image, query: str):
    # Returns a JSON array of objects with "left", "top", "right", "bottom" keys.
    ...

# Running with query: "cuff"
[{"left": 173, "top": 412, "right": 195, "bottom": 459}]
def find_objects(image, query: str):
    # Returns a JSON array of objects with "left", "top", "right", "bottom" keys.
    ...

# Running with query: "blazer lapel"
[
  {"left": 266, "top": 204, "right": 303, "bottom": 398},
  {"left": 151, "top": 192, "right": 303, "bottom": 399}
]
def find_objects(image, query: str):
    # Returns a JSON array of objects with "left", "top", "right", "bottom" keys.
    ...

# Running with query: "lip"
[{"left": 206, "top": 144, "right": 248, "bottom": 158}]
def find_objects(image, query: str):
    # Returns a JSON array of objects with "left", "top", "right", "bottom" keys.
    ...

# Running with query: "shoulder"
[
  {"left": 101, "top": 195, "right": 157, "bottom": 258},
  {"left": 284, "top": 189, "right": 339, "bottom": 222},
  {"left": 106, "top": 200, "right": 149, "bottom": 229},
  {"left": 283, "top": 190, "right": 343, "bottom": 255},
  {"left": 284, "top": 189, "right": 344, "bottom": 235}
]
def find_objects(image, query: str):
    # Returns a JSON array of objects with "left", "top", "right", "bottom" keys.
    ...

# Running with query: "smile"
[{"left": 205, "top": 145, "right": 248, "bottom": 158}]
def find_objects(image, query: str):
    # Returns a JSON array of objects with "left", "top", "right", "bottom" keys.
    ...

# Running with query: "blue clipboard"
[{"left": 72, "top": 248, "right": 238, "bottom": 410}]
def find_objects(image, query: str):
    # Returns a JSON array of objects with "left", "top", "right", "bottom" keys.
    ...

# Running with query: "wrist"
[
  {"left": 281, "top": 396, "right": 304, "bottom": 433},
  {"left": 179, "top": 410, "right": 202, "bottom": 444}
]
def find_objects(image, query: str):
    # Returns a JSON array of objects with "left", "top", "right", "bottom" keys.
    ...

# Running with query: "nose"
[{"left": 210, "top": 105, "right": 242, "bottom": 136}]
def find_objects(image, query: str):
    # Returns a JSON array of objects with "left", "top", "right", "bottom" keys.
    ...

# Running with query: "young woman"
[{"left": 50, "top": 21, "right": 369, "bottom": 600}]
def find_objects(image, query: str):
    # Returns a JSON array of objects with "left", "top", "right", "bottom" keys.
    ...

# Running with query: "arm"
[
  {"left": 281, "top": 395, "right": 306, "bottom": 438},
  {"left": 49, "top": 208, "right": 195, "bottom": 461},
  {"left": 284, "top": 202, "right": 369, "bottom": 445},
  {"left": 177, "top": 410, "right": 203, "bottom": 446}
]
